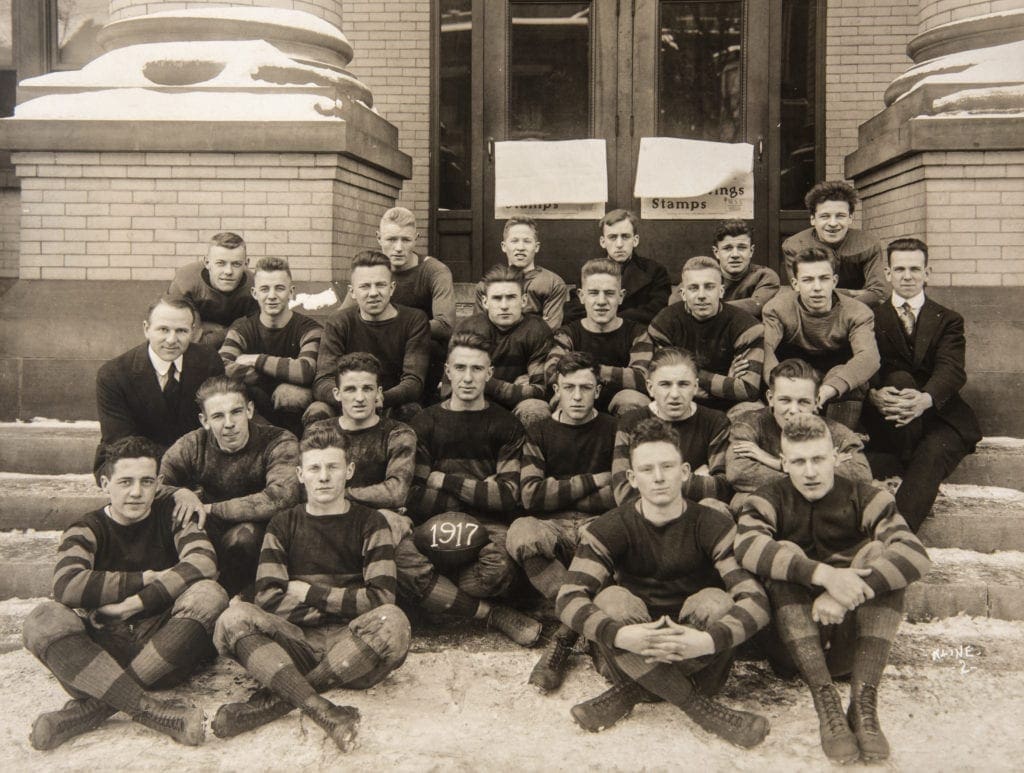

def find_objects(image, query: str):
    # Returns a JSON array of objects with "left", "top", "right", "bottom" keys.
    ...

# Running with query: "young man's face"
[
  {"left": 144, "top": 302, "right": 194, "bottom": 363},
  {"left": 886, "top": 249, "right": 930, "bottom": 300},
  {"left": 482, "top": 280, "right": 525, "bottom": 328},
  {"left": 646, "top": 362, "right": 699, "bottom": 421},
  {"left": 377, "top": 221, "right": 418, "bottom": 271},
  {"left": 554, "top": 368, "right": 600, "bottom": 424},
  {"left": 349, "top": 265, "right": 395, "bottom": 320},
  {"left": 713, "top": 235, "right": 754, "bottom": 278},
  {"left": 680, "top": 267, "right": 725, "bottom": 321},
  {"left": 333, "top": 370, "right": 381, "bottom": 423},
  {"left": 205, "top": 244, "right": 248, "bottom": 293},
  {"left": 501, "top": 224, "right": 540, "bottom": 271},
  {"left": 445, "top": 346, "right": 492, "bottom": 405},
  {"left": 599, "top": 219, "right": 639, "bottom": 263},
  {"left": 792, "top": 261, "right": 837, "bottom": 313},
  {"left": 810, "top": 200, "right": 852, "bottom": 245},
  {"left": 627, "top": 440, "right": 689, "bottom": 508},
  {"left": 252, "top": 269, "right": 293, "bottom": 318},
  {"left": 781, "top": 435, "right": 837, "bottom": 502},
  {"left": 298, "top": 446, "right": 353, "bottom": 508},
  {"left": 101, "top": 457, "right": 160, "bottom": 526},
  {"left": 578, "top": 272, "right": 624, "bottom": 326},
  {"left": 768, "top": 376, "right": 818, "bottom": 429},
  {"left": 200, "top": 391, "right": 254, "bottom": 453}
]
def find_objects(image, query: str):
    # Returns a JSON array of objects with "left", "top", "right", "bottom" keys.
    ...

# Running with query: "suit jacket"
[
  {"left": 619, "top": 253, "right": 673, "bottom": 325},
  {"left": 94, "top": 342, "right": 226, "bottom": 475},
  {"left": 871, "top": 297, "right": 981, "bottom": 448}
]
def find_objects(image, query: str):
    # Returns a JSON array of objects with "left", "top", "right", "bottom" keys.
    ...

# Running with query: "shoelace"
[
  {"left": 856, "top": 685, "right": 881, "bottom": 733},
  {"left": 816, "top": 686, "right": 848, "bottom": 735},
  {"left": 544, "top": 639, "right": 573, "bottom": 669},
  {"left": 700, "top": 695, "right": 742, "bottom": 727}
]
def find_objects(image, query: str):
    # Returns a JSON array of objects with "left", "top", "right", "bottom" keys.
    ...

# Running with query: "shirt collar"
[
  {"left": 148, "top": 346, "right": 184, "bottom": 376},
  {"left": 891, "top": 291, "right": 925, "bottom": 313}
]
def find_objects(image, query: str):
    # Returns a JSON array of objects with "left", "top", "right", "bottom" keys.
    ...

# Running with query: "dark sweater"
[
  {"left": 452, "top": 313, "right": 552, "bottom": 408},
  {"left": 167, "top": 261, "right": 257, "bottom": 326},
  {"left": 547, "top": 318, "right": 644, "bottom": 411},
  {"left": 221, "top": 312, "right": 322, "bottom": 390}
]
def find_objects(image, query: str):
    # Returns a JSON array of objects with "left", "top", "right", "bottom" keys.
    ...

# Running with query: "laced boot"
[
  {"left": 570, "top": 680, "right": 654, "bottom": 733},
  {"left": 131, "top": 695, "right": 205, "bottom": 746},
  {"left": 211, "top": 688, "right": 293, "bottom": 739},
  {"left": 302, "top": 697, "right": 361, "bottom": 752},
  {"left": 848, "top": 684, "right": 890, "bottom": 761},
  {"left": 682, "top": 692, "right": 770, "bottom": 748},
  {"left": 30, "top": 698, "right": 116, "bottom": 750},
  {"left": 487, "top": 605, "right": 542, "bottom": 647},
  {"left": 810, "top": 683, "right": 859, "bottom": 764},
  {"left": 528, "top": 625, "right": 578, "bottom": 692}
]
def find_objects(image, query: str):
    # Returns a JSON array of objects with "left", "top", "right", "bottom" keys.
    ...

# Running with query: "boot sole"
[{"left": 570, "top": 705, "right": 633, "bottom": 733}]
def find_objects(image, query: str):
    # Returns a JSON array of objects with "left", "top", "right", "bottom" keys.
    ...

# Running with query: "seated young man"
[
  {"left": 220, "top": 256, "right": 322, "bottom": 437},
  {"left": 546, "top": 258, "right": 648, "bottom": 416},
  {"left": 630, "top": 256, "right": 764, "bottom": 415},
  {"left": 762, "top": 247, "right": 880, "bottom": 429},
  {"left": 613, "top": 348, "right": 732, "bottom": 505},
  {"left": 22, "top": 436, "right": 228, "bottom": 750},
  {"left": 311, "top": 250, "right": 430, "bottom": 423},
  {"left": 736, "top": 414, "right": 931, "bottom": 763},
  {"left": 167, "top": 231, "right": 257, "bottom": 348},
  {"left": 727, "top": 358, "right": 871, "bottom": 505},
  {"left": 595, "top": 209, "right": 672, "bottom": 325},
  {"left": 556, "top": 417, "right": 770, "bottom": 746},
  {"left": 315, "top": 351, "right": 540, "bottom": 646},
  {"left": 863, "top": 237, "right": 982, "bottom": 531},
  {"left": 474, "top": 216, "right": 569, "bottom": 330},
  {"left": 159, "top": 376, "right": 302, "bottom": 598},
  {"left": 455, "top": 264, "right": 553, "bottom": 428},
  {"left": 211, "top": 426, "right": 411, "bottom": 751},
  {"left": 406, "top": 332, "right": 542, "bottom": 644},
  {"left": 507, "top": 352, "right": 618, "bottom": 691},
  {"left": 712, "top": 219, "right": 780, "bottom": 319},
  {"left": 782, "top": 181, "right": 888, "bottom": 308}
]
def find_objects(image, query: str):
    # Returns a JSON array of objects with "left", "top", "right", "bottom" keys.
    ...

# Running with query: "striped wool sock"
[
  {"left": 417, "top": 574, "right": 481, "bottom": 618},
  {"left": 42, "top": 633, "right": 144, "bottom": 713},
  {"left": 521, "top": 555, "right": 568, "bottom": 600},
  {"left": 852, "top": 589, "right": 904, "bottom": 688},
  {"left": 233, "top": 633, "right": 317, "bottom": 709},
  {"left": 128, "top": 618, "right": 214, "bottom": 687}
]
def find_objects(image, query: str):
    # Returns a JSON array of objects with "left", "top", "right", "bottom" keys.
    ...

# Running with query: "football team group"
[{"left": 21, "top": 180, "right": 980, "bottom": 764}]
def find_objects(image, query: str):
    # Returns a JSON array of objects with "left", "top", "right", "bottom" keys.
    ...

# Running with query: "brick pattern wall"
[
  {"left": 12, "top": 151, "right": 401, "bottom": 282},
  {"left": 0, "top": 161, "right": 19, "bottom": 278},
  {"left": 109, "top": 0, "right": 345, "bottom": 29},
  {"left": 825, "top": 0, "right": 917, "bottom": 181},
  {"left": 918, "top": 0, "right": 1024, "bottom": 32}
]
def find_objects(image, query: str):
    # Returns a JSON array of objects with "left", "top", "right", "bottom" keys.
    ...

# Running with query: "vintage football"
[{"left": 413, "top": 512, "right": 489, "bottom": 570}]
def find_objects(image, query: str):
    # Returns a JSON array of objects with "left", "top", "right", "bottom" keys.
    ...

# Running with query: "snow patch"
[
  {"left": 0, "top": 597, "right": 48, "bottom": 618},
  {"left": 0, "top": 472, "right": 96, "bottom": 483},
  {"left": 905, "top": 613, "right": 1024, "bottom": 640},
  {"left": 978, "top": 436, "right": 1024, "bottom": 450},
  {"left": 892, "top": 39, "right": 1024, "bottom": 106},
  {"left": 928, "top": 547, "right": 1024, "bottom": 569},
  {"left": 290, "top": 287, "right": 338, "bottom": 311},
  {"left": 939, "top": 483, "right": 1024, "bottom": 502},
  {"left": 924, "top": 8, "right": 1024, "bottom": 36},
  {"left": 1, "top": 418, "right": 100, "bottom": 429}
]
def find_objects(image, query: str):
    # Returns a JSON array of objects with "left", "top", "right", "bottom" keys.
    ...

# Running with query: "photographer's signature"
[{"left": 930, "top": 643, "right": 982, "bottom": 674}]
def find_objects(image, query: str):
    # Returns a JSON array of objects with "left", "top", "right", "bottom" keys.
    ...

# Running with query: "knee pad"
[
  {"left": 22, "top": 601, "right": 84, "bottom": 657},
  {"left": 457, "top": 547, "right": 517, "bottom": 598},
  {"left": 593, "top": 586, "right": 651, "bottom": 624},
  {"left": 349, "top": 604, "right": 411, "bottom": 666},
  {"left": 220, "top": 523, "right": 262, "bottom": 556},
  {"left": 212, "top": 601, "right": 266, "bottom": 655},
  {"left": 679, "top": 588, "right": 734, "bottom": 630},
  {"left": 505, "top": 518, "right": 556, "bottom": 564},
  {"left": 173, "top": 580, "right": 230, "bottom": 630}
]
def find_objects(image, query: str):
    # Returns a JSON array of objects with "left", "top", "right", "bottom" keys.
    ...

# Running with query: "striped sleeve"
[
  {"left": 555, "top": 526, "right": 622, "bottom": 649},
  {"left": 406, "top": 435, "right": 463, "bottom": 521},
  {"left": 599, "top": 328, "right": 646, "bottom": 392},
  {"left": 51, "top": 524, "right": 145, "bottom": 609},
  {"left": 347, "top": 425, "right": 416, "bottom": 510},
  {"left": 486, "top": 334, "right": 552, "bottom": 406},
  {"left": 521, "top": 432, "right": 601, "bottom": 512},
  {"left": 611, "top": 423, "right": 635, "bottom": 506},
  {"left": 135, "top": 522, "right": 219, "bottom": 613},
  {"left": 255, "top": 517, "right": 326, "bottom": 625},
  {"left": 255, "top": 321, "right": 322, "bottom": 386},
  {"left": 383, "top": 312, "right": 430, "bottom": 408},
  {"left": 698, "top": 322, "right": 764, "bottom": 403},
  {"left": 439, "top": 425, "right": 523, "bottom": 515},
  {"left": 626, "top": 328, "right": 657, "bottom": 383},
  {"left": 309, "top": 517, "right": 397, "bottom": 617},
  {"left": 858, "top": 488, "right": 932, "bottom": 594},
  {"left": 544, "top": 328, "right": 574, "bottom": 387},
  {"left": 681, "top": 419, "right": 732, "bottom": 502},
  {"left": 700, "top": 517, "right": 770, "bottom": 653},
  {"left": 734, "top": 492, "right": 823, "bottom": 586},
  {"left": 726, "top": 415, "right": 786, "bottom": 493},
  {"left": 220, "top": 325, "right": 256, "bottom": 381}
]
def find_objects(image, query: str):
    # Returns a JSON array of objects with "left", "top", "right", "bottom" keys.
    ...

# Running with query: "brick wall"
[
  {"left": 825, "top": 0, "right": 917, "bottom": 181},
  {"left": 918, "top": 0, "right": 1024, "bottom": 32},
  {"left": 11, "top": 151, "right": 402, "bottom": 282},
  {"left": 341, "top": 0, "right": 431, "bottom": 233},
  {"left": 109, "top": 0, "right": 346, "bottom": 29},
  {"left": 0, "top": 161, "right": 19, "bottom": 278}
]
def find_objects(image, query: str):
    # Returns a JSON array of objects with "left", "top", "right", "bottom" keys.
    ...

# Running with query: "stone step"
[
  {"left": 0, "top": 474, "right": 107, "bottom": 531},
  {"left": 0, "top": 421, "right": 99, "bottom": 475},
  {"left": 2, "top": 532, "right": 1022, "bottom": 624},
  {"left": 946, "top": 437, "right": 1024, "bottom": 490}
]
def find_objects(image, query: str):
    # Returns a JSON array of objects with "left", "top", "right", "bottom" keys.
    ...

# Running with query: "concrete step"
[
  {"left": 2, "top": 531, "right": 1022, "bottom": 625},
  {"left": 0, "top": 421, "right": 99, "bottom": 475},
  {"left": 946, "top": 437, "right": 1024, "bottom": 489},
  {"left": 0, "top": 473, "right": 106, "bottom": 531}
]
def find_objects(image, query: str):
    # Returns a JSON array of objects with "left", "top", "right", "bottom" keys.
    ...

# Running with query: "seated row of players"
[{"left": 28, "top": 341, "right": 931, "bottom": 762}]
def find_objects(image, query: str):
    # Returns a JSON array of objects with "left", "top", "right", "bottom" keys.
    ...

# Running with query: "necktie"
[
  {"left": 163, "top": 362, "right": 181, "bottom": 405},
  {"left": 898, "top": 302, "right": 915, "bottom": 338}
]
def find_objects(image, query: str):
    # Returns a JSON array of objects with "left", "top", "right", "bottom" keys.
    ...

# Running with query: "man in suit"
[
  {"left": 93, "top": 297, "right": 225, "bottom": 479},
  {"left": 863, "top": 237, "right": 982, "bottom": 531}
]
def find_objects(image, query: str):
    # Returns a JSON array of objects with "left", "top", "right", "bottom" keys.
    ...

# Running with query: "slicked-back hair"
[
  {"left": 351, "top": 250, "right": 393, "bottom": 273},
  {"left": 792, "top": 246, "right": 838, "bottom": 275},
  {"left": 681, "top": 255, "right": 722, "bottom": 279},
  {"left": 147, "top": 295, "right": 198, "bottom": 326},
  {"left": 648, "top": 346, "right": 697, "bottom": 378},
  {"left": 195, "top": 375, "right": 249, "bottom": 413},
  {"left": 380, "top": 206, "right": 417, "bottom": 230},
  {"left": 101, "top": 435, "right": 163, "bottom": 480},
  {"left": 599, "top": 208, "right": 640, "bottom": 236},
  {"left": 581, "top": 257, "right": 622, "bottom": 284},
  {"left": 781, "top": 413, "right": 831, "bottom": 445},
  {"left": 713, "top": 219, "right": 753, "bottom": 245},
  {"left": 335, "top": 352, "right": 382, "bottom": 386},
  {"left": 804, "top": 181, "right": 858, "bottom": 216},
  {"left": 886, "top": 236, "right": 929, "bottom": 266},
  {"left": 300, "top": 423, "right": 350, "bottom": 457},
  {"left": 254, "top": 256, "right": 292, "bottom": 278},
  {"left": 447, "top": 330, "right": 493, "bottom": 360},
  {"left": 554, "top": 350, "right": 599, "bottom": 381},
  {"left": 481, "top": 263, "right": 525, "bottom": 292},
  {"left": 627, "top": 417, "right": 682, "bottom": 463},
  {"left": 502, "top": 216, "right": 539, "bottom": 240},
  {"left": 769, "top": 358, "right": 821, "bottom": 391},
  {"left": 210, "top": 232, "right": 246, "bottom": 250}
]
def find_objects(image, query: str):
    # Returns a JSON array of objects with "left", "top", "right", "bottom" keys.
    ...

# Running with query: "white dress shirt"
[{"left": 148, "top": 347, "right": 184, "bottom": 391}]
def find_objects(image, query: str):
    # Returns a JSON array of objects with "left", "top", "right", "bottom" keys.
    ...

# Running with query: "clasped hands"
[
  {"left": 810, "top": 564, "right": 876, "bottom": 625},
  {"left": 869, "top": 386, "right": 933, "bottom": 427},
  {"left": 613, "top": 617, "right": 715, "bottom": 664}
]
